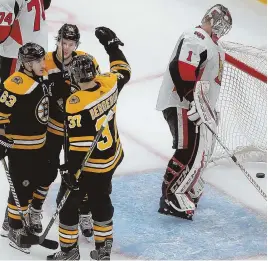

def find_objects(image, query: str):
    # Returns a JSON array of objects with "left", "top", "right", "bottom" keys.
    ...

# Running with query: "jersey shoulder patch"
[
  {"left": 4, "top": 72, "right": 37, "bottom": 95},
  {"left": 66, "top": 90, "right": 101, "bottom": 114}
]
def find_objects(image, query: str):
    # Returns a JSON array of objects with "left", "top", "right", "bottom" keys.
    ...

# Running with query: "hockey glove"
[
  {"left": 187, "top": 101, "right": 202, "bottom": 126},
  {"left": 59, "top": 163, "right": 79, "bottom": 191},
  {"left": 95, "top": 27, "right": 124, "bottom": 51},
  {"left": 0, "top": 135, "right": 13, "bottom": 160}
]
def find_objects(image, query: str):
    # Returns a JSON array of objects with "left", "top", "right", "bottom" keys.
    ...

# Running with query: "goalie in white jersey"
[
  {"left": 156, "top": 4, "right": 232, "bottom": 220},
  {"left": 0, "top": 0, "right": 51, "bottom": 83}
]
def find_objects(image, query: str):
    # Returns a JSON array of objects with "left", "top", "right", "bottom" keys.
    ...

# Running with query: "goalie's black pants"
[
  {"left": 58, "top": 170, "right": 115, "bottom": 253},
  {"left": 7, "top": 148, "right": 48, "bottom": 229},
  {"left": 161, "top": 107, "right": 203, "bottom": 209},
  {"left": 0, "top": 56, "right": 17, "bottom": 84}
]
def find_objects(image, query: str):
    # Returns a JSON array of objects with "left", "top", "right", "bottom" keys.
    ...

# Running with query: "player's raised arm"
[{"left": 95, "top": 27, "right": 131, "bottom": 91}]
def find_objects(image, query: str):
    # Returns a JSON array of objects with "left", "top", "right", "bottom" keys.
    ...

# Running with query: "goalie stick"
[
  {"left": 1, "top": 159, "right": 59, "bottom": 250},
  {"left": 194, "top": 81, "right": 267, "bottom": 201},
  {"left": 20, "top": 109, "right": 115, "bottom": 246}
]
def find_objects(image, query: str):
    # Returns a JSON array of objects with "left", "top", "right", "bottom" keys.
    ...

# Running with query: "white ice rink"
[{"left": 0, "top": 0, "right": 267, "bottom": 259}]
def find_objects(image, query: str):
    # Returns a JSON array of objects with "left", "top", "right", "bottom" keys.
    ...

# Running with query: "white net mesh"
[{"left": 209, "top": 41, "right": 267, "bottom": 164}]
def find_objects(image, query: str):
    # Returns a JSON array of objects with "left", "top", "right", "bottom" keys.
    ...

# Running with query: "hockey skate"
[
  {"left": 47, "top": 247, "right": 80, "bottom": 260},
  {"left": 0, "top": 208, "right": 9, "bottom": 237},
  {"left": 158, "top": 196, "right": 194, "bottom": 221},
  {"left": 79, "top": 214, "right": 93, "bottom": 240},
  {"left": 27, "top": 205, "right": 43, "bottom": 234},
  {"left": 8, "top": 227, "right": 31, "bottom": 254},
  {"left": 90, "top": 240, "right": 112, "bottom": 260}
]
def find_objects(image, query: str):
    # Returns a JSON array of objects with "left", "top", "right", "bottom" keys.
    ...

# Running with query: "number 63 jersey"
[
  {"left": 0, "top": 0, "right": 48, "bottom": 58},
  {"left": 66, "top": 73, "right": 127, "bottom": 174}
]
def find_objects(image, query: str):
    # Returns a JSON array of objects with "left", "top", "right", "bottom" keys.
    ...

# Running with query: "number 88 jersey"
[
  {"left": 66, "top": 73, "right": 123, "bottom": 174},
  {"left": 0, "top": 0, "right": 48, "bottom": 59}
]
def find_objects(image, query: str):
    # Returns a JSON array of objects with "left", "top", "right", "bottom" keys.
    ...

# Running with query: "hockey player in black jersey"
[
  {"left": 0, "top": 42, "right": 50, "bottom": 254},
  {"left": 47, "top": 27, "right": 131, "bottom": 260},
  {"left": 28, "top": 24, "right": 100, "bottom": 238}
]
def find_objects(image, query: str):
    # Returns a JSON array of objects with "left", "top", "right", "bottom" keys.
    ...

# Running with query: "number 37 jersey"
[
  {"left": 66, "top": 73, "right": 125, "bottom": 174},
  {"left": 0, "top": 0, "right": 48, "bottom": 58}
]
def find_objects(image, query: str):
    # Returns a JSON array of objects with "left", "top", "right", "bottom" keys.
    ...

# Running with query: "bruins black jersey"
[
  {"left": 45, "top": 50, "right": 100, "bottom": 137},
  {"left": 66, "top": 49, "right": 131, "bottom": 174},
  {"left": 0, "top": 71, "right": 49, "bottom": 150}
]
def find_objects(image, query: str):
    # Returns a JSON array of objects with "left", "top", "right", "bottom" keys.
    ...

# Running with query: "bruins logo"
[
  {"left": 11, "top": 76, "right": 23, "bottom": 85},
  {"left": 69, "top": 95, "right": 80, "bottom": 104},
  {"left": 36, "top": 96, "right": 49, "bottom": 124}
]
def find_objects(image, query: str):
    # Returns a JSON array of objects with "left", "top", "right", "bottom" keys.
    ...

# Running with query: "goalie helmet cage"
[{"left": 209, "top": 41, "right": 267, "bottom": 164}]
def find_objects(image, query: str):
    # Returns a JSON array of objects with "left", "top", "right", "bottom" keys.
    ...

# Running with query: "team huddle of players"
[{"left": 0, "top": 1, "right": 232, "bottom": 260}]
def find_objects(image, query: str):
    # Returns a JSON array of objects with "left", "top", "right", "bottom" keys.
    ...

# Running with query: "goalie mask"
[
  {"left": 69, "top": 55, "right": 97, "bottom": 84},
  {"left": 202, "top": 4, "right": 232, "bottom": 39}
]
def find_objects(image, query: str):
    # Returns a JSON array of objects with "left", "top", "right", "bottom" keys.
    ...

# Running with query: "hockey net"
[{"left": 209, "top": 41, "right": 267, "bottom": 164}]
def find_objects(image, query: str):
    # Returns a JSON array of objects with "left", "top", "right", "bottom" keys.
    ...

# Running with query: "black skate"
[
  {"left": 158, "top": 197, "right": 194, "bottom": 221},
  {"left": 8, "top": 227, "right": 31, "bottom": 254},
  {"left": 27, "top": 205, "right": 43, "bottom": 234},
  {"left": 79, "top": 214, "right": 93, "bottom": 240},
  {"left": 0, "top": 208, "right": 9, "bottom": 237},
  {"left": 90, "top": 240, "right": 112, "bottom": 260},
  {"left": 47, "top": 247, "right": 80, "bottom": 260}
]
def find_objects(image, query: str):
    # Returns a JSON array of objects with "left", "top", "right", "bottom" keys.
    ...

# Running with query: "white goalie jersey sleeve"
[
  {"left": 156, "top": 27, "right": 226, "bottom": 112},
  {"left": 0, "top": 0, "right": 48, "bottom": 59}
]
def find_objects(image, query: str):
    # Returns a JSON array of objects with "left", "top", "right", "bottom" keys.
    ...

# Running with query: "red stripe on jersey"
[
  {"left": 182, "top": 108, "right": 188, "bottom": 149},
  {"left": 9, "top": 20, "right": 22, "bottom": 45},
  {"left": 10, "top": 58, "right": 17, "bottom": 75},
  {"left": 178, "top": 61, "right": 197, "bottom": 81},
  {"left": 0, "top": 26, "right": 11, "bottom": 42}
]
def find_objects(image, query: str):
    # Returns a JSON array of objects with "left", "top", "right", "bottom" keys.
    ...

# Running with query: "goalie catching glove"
[
  {"left": 59, "top": 163, "right": 79, "bottom": 191},
  {"left": 187, "top": 101, "right": 202, "bottom": 126}
]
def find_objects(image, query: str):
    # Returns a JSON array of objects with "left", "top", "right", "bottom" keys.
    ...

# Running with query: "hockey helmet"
[
  {"left": 18, "top": 42, "right": 46, "bottom": 63},
  {"left": 69, "top": 55, "right": 97, "bottom": 83},
  {"left": 57, "top": 24, "right": 80, "bottom": 43},
  {"left": 201, "top": 4, "right": 232, "bottom": 39}
]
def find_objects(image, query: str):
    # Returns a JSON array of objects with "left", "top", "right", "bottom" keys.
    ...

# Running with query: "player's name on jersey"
[{"left": 89, "top": 89, "right": 118, "bottom": 120}]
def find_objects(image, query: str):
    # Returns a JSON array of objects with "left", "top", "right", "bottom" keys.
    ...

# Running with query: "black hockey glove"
[
  {"left": 59, "top": 163, "right": 79, "bottom": 191},
  {"left": 95, "top": 27, "right": 124, "bottom": 51},
  {"left": 0, "top": 135, "right": 13, "bottom": 160}
]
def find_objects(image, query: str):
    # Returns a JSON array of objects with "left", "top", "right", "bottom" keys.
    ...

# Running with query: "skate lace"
[{"left": 79, "top": 215, "right": 92, "bottom": 230}]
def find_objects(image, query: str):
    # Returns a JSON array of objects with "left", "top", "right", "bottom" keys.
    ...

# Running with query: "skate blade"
[{"left": 9, "top": 241, "right": 31, "bottom": 254}]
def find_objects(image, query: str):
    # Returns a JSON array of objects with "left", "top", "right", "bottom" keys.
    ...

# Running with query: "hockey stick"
[
  {"left": 61, "top": 24, "right": 69, "bottom": 164},
  {"left": 1, "top": 159, "right": 59, "bottom": 249},
  {"left": 194, "top": 81, "right": 267, "bottom": 201},
  {"left": 21, "top": 109, "right": 115, "bottom": 246}
]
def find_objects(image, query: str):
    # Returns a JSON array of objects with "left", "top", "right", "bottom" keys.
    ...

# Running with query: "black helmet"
[
  {"left": 18, "top": 42, "right": 46, "bottom": 63},
  {"left": 57, "top": 24, "right": 80, "bottom": 43},
  {"left": 69, "top": 55, "right": 97, "bottom": 83}
]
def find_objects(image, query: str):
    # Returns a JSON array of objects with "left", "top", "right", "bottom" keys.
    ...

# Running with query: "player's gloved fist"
[
  {"left": 187, "top": 101, "right": 202, "bottom": 126},
  {"left": 0, "top": 135, "right": 13, "bottom": 160},
  {"left": 59, "top": 163, "right": 79, "bottom": 191},
  {"left": 95, "top": 27, "right": 124, "bottom": 50}
]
